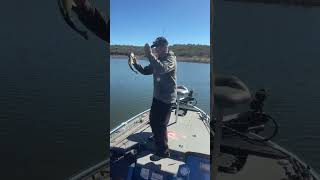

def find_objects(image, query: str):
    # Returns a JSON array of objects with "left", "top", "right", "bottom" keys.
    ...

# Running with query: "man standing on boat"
[{"left": 133, "top": 37, "right": 177, "bottom": 159}]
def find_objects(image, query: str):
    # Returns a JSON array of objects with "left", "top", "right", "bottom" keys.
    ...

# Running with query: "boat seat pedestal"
[{"left": 212, "top": 76, "right": 251, "bottom": 179}]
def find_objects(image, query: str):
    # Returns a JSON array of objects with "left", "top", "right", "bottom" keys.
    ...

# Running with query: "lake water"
[
  {"left": 214, "top": 0, "right": 320, "bottom": 172},
  {"left": 1, "top": 0, "right": 320, "bottom": 179},
  {"left": 0, "top": 1, "right": 107, "bottom": 179},
  {"left": 110, "top": 58, "right": 210, "bottom": 129}
]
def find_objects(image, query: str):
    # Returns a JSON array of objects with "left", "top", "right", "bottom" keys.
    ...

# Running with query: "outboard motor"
[
  {"left": 177, "top": 85, "right": 197, "bottom": 106},
  {"left": 177, "top": 85, "right": 191, "bottom": 100},
  {"left": 175, "top": 85, "right": 190, "bottom": 118},
  {"left": 174, "top": 86, "right": 197, "bottom": 118},
  {"left": 223, "top": 89, "right": 278, "bottom": 141}
]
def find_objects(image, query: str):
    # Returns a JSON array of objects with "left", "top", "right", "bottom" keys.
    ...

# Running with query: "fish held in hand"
[{"left": 128, "top": 52, "right": 138, "bottom": 74}]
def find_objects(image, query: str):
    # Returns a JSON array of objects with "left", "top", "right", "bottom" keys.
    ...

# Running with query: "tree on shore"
[{"left": 110, "top": 44, "right": 210, "bottom": 59}]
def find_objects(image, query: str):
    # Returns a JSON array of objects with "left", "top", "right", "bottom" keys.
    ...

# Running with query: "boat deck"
[
  {"left": 217, "top": 153, "right": 292, "bottom": 180},
  {"left": 111, "top": 109, "right": 210, "bottom": 154},
  {"left": 213, "top": 113, "right": 317, "bottom": 180},
  {"left": 70, "top": 109, "right": 319, "bottom": 180},
  {"left": 110, "top": 108, "right": 210, "bottom": 179}
]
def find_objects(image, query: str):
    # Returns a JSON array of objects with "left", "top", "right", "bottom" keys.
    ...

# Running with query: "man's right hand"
[{"left": 144, "top": 43, "right": 152, "bottom": 56}]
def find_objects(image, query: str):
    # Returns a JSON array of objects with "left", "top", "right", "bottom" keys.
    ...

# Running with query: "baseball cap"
[{"left": 151, "top": 36, "right": 169, "bottom": 48}]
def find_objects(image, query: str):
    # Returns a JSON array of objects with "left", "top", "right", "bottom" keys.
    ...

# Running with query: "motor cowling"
[{"left": 177, "top": 85, "right": 190, "bottom": 100}]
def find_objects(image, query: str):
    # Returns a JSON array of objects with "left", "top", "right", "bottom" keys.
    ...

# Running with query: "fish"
[
  {"left": 128, "top": 52, "right": 138, "bottom": 74},
  {"left": 57, "top": 0, "right": 89, "bottom": 40}
]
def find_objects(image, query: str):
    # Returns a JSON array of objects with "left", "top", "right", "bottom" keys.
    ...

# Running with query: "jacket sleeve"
[
  {"left": 147, "top": 52, "right": 176, "bottom": 74},
  {"left": 133, "top": 63, "right": 153, "bottom": 75}
]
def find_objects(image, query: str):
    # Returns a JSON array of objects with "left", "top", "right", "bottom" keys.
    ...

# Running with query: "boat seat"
[
  {"left": 212, "top": 76, "right": 252, "bottom": 179},
  {"left": 214, "top": 75, "right": 251, "bottom": 108}
]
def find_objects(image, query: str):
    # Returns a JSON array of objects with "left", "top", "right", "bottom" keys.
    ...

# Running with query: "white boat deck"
[
  {"left": 110, "top": 109, "right": 210, "bottom": 176},
  {"left": 111, "top": 109, "right": 210, "bottom": 155}
]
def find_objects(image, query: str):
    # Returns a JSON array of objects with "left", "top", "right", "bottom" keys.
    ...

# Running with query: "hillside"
[{"left": 110, "top": 44, "right": 210, "bottom": 63}]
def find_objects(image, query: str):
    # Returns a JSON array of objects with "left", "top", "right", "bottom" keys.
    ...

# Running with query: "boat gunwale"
[
  {"left": 253, "top": 133, "right": 320, "bottom": 179},
  {"left": 110, "top": 105, "right": 210, "bottom": 136},
  {"left": 68, "top": 159, "right": 109, "bottom": 180},
  {"left": 110, "top": 108, "right": 151, "bottom": 134},
  {"left": 214, "top": 113, "right": 320, "bottom": 179},
  {"left": 225, "top": 130, "right": 320, "bottom": 179}
]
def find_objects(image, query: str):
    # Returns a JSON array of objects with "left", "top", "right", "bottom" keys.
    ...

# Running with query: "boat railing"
[
  {"left": 110, "top": 109, "right": 151, "bottom": 134},
  {"left": 111, "top": 103, "right": 210, "bottom": 135},
  {"left": 68, "top": 159, "right": 109, "bottom": 180}
]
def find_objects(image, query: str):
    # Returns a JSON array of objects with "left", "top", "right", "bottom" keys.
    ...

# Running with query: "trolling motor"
[
  {"left": 250, "top": 89, "right": 268, "bottom": 113},
  {"left": 222, "top": 89, "right": 278, "bottom": 141},
  {"left": 178, "top": 86, "right": 197, "bottom": 106},
  {"left": 174, "top": 86, "right": 198, "bottom": 119}
]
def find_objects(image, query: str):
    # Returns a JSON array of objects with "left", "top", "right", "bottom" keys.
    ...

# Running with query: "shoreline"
[{"left": 110, "top": 55, "right": 210, "bottom": 64}]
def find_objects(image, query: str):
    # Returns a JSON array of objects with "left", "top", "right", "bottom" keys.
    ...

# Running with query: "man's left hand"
[{"left": 144, "top": 43, "right": 152, "bottom": 56}]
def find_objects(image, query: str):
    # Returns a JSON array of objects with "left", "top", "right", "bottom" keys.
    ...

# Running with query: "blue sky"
[{"left": 110, "top": 0, "right": 210, "bottom": 46}]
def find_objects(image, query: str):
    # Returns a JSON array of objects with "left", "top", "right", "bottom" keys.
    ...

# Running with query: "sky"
[{"left": 110, "top": 0, "right": 210, "bottom": 46}]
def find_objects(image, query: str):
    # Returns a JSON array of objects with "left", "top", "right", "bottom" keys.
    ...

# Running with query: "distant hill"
[{"left": 110, "top": 44, "right": 210, "bottom": 63}]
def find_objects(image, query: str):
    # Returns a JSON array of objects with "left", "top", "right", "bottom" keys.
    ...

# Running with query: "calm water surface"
[
  {"left": 0, "top": 1, "right": 107, "bottom": 179},
  {"left": 215, "top": 0, "right": 320, "bottom": 171}
]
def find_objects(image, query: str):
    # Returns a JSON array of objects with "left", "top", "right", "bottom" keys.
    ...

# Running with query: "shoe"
[
  {"left": 150, "top": 154, "right": 161, "bottom": 161},
  {"left": 156, "top": 151, "right": 170, "bottom": 158},
  {"left": 149, "top": 151, "right": 170, "bottom": 161}
]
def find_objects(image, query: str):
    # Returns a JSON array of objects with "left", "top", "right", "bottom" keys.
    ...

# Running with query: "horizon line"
[{"left": 110, "top": 43, "right": 210, "bottom": 46}]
